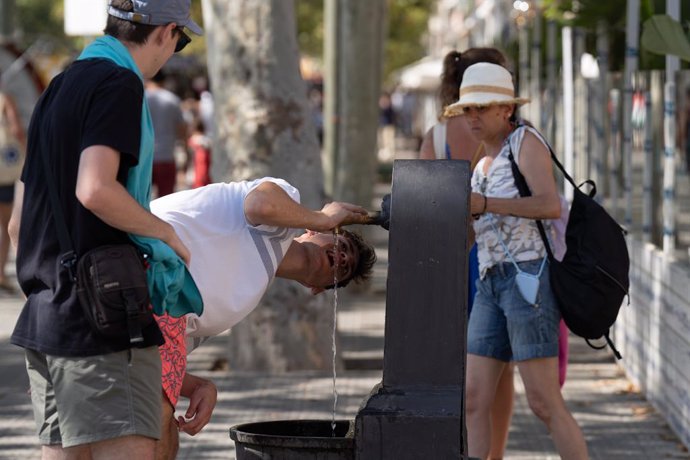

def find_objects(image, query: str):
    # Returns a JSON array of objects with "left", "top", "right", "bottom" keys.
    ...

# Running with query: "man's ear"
[
  {"left": 310, "top": 287, "right": 325, "bottom": 295},
  {"left": 155, "top": 23, "right": 176, "bottom": 45}
]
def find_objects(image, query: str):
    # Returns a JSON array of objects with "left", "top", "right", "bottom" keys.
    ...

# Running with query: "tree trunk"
[
  {"left": 324, "top": 0, "right": 386, "bottom": 206},
  {"left": 202, "top": 0, "right": 337, "bottom": 371}
]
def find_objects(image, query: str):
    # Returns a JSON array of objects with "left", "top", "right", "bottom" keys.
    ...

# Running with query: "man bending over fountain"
[{"left": 149, "top": 177, "right": 377, "bottom": 459}]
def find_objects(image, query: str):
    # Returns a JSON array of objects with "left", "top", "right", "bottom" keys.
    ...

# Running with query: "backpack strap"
[
  {"left": 507, "top": 142, "right": 555, "bottom": 260},
  {"left": 586, "top": 333, "right": 622, "bottom": 360}
]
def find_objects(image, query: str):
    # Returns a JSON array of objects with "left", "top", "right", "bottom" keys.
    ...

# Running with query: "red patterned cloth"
[{"left": 155, "top": 314, "right": 187, "bottom": 407}]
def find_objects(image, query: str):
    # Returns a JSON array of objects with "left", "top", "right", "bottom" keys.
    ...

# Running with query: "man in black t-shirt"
[{"left": 7, "top": 1, "right": 202, "bottom": 458}]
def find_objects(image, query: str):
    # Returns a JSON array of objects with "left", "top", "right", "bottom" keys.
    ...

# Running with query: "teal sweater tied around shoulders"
[{"left": 78, "top": 36, "right": 203, "bottom": 318}]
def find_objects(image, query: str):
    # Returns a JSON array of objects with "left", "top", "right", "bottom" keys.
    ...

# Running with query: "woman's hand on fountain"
[{"left": 178, "top": 376, "right": 218, "bottom": 436}]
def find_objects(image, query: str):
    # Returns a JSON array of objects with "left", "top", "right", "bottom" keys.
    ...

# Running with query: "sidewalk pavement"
[{"left": 1, "top": 192, "right": 689, "bottom": 459}]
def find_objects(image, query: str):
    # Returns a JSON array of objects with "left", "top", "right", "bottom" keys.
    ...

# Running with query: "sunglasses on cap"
[{"left": 174, "top": 27, "right": 191, "bottom": 53}]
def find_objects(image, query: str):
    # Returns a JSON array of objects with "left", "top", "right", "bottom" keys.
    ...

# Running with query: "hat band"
[{"left": 459, "top": 85, "right": 515, "bottom": 98}]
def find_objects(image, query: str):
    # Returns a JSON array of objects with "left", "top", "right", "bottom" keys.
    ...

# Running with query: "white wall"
[{"left": 614, "top": 237, "right": 690, "bottom": 449}]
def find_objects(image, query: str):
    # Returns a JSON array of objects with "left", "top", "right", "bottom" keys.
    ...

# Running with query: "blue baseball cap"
[{"left": 108, "top": 0, "right": 203, "bottom": 35}]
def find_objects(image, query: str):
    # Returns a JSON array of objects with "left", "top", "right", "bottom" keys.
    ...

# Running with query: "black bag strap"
[
  {"left": 506, "top": 131, "right": 554, "bottom": 260},
  {"left": 37, "top": 137, "right": 78, "bottom": 280},
  {"left": 506, "top": 126, "right": 597, "bottom": 259}
]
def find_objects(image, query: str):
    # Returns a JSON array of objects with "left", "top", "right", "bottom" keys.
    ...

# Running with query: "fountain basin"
[{"left": 229, "top": 419, "right": 354, "bottom": 460}]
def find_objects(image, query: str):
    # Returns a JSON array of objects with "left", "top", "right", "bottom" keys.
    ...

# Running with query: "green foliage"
[
  {"left": 538, "top": 0, "right": 686, "bottom": 70},
  {"left": 16, "top": 0, "right": 74, "bottom": 51},
  {"left": 641, "top": 15, "right": 690, "bottom": 62},
  {"left": 384, "top": 0, "right": 434, "bottom": 83},
  {"left": 13, "top": 0, "right": 206, "bottom": 58},
  {"left": 296, "top": 0, "right": 324, "bottom": 58},
  {"left": 295, "top": 0, "right": 433, "bottom": 83}
]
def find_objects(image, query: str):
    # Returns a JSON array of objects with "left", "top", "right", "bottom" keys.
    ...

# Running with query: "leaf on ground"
[
  {"left": 632, "top": 405, "right": 653, "bottom": 417},
  {"left": 616, "top": 382, "right": 641, "bottom": 394}
]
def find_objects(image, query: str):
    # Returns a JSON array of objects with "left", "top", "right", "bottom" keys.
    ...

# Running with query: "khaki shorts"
[{"left": 25, "top": 346, "right": 162, "bottom": 448}]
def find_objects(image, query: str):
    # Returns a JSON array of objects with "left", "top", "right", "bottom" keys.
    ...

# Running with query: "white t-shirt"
[{"left": 150, "top": 178, "right": 301, "bottom": 351}]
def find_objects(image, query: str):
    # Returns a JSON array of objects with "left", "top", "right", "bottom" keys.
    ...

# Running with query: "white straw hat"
[{"left": 444, "top": 62, "right": 529, "bottom": 118}]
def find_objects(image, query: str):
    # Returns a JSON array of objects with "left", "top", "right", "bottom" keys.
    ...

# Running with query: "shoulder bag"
[{"left": 37, "top": 133, "right": 153, "bottom": 344}]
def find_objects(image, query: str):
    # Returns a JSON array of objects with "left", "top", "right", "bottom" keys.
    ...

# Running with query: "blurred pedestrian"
[
  {"left": 192, "top": 75, "right": 214, "bottom": 142},
  {"left": 188, "top": 117, "right": 211, "bottom": 188},
  {"left": 146, "top": 69, "right": 188, "bottom": 196},
  {"left": 450, "top": 62, "right": 588, "bottom": 459},
  {"left": 378, "top": 91, "right": 396, "bottom": 161},
  {"left": 0, "top": 83, "right": 25, "bottom": 291},
  {"left": 308, "top": 86, "right": 324, "bottom": 146},
  {"left": 8, "top": 0, "right": 202, "bottom": 458}
]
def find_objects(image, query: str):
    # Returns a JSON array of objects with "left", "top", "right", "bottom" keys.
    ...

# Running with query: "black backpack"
[{"left": 508, "top": 132, "right": 630, "bottom": 359}]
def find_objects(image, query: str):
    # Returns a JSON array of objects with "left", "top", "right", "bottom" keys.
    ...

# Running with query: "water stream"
[{"left": 331, "top": 230, "right": 339, "bottom": 436}]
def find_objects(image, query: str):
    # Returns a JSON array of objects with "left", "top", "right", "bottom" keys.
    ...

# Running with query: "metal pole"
[
  {"left": 663, "top": 82, "right": 677, "bottom": 253},
  {"left": 586, "top": 79, "right": 594, "bottom": 180},
  {"left": 545, "top": 20, "right": 557, "bottom": 152},
  {"left": 666, "top": 0, "right": 680, "bottom": 83},
  {"left": 323, "top": 0, "right": 341, "bottom": 198},
  {"left": 519, "top": 23, "right": 529, "bottom": 101},
  {"left": 574, "top": 28, "right": 585, "bottom": 182},
  {"left": 623, "top": 0, "right": 640, "bottom": 227},
  {"left": 609, "top": 89, "right": 621, "bottom": 218},
  {"left": 643, "top": 90, "right": 653, "bottom": 242},
  {"left": 530, "top": 6, "right": 542, "bottom": 130},
  {"left": 562, "top": 26, "right": 574, "bottom": 201},
  {"left": 596, "top": 21, "right": 609, "bottom": 202},
  {"left": 663, "top": 0, "right": 680, "bottom": 252}
]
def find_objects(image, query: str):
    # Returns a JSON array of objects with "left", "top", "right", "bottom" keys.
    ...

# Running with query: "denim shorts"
[
  {"left": 25, "top": 346, "right": 162, "bottom": 448},
  {"left": 468, "top": 258, "right": 561, "bottom": 362}
]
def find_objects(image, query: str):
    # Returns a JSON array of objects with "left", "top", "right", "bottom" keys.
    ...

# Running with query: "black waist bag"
[{"left": 76, "top": 244, "right": 153, "bottom": 344}]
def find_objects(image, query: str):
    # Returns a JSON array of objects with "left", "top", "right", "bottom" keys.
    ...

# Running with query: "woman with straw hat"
[{"left": 446, "top": 62, "right": 588, "bottom": 459}]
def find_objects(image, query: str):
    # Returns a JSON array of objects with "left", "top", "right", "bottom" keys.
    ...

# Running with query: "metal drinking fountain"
[{"left": 230, "top": 159, "right": 472, "bottom": 459}]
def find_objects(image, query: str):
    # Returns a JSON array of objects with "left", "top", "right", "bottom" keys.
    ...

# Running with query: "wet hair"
[
  {"left": 326, "top": 229, "right": 377, "bottom": 290},
  {"left": 438, "top": 48, "right": 508, "bottom": 114},
  {"left": 104, "top": 0, "right": 158, "bottom": 44}
]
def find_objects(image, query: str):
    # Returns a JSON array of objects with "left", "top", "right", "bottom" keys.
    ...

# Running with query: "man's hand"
[
  {"left": 316, "top": 202, "right": 369, "bottom": 231},
  {"left": 163, "top": 223, "right": 191, "bottom": 266},
  {"left": 178, "top": 377, "right": 217, "bottom": 436}
]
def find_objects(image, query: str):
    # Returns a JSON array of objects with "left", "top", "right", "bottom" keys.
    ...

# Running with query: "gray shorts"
[{"left": 25, "top": 346, "right": 162, "bottom": 448}]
